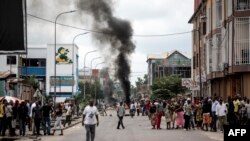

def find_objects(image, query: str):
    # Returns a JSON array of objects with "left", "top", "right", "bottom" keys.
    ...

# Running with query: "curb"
[{"left": 62, "top": 120, "right": 82, "bottom": 130}]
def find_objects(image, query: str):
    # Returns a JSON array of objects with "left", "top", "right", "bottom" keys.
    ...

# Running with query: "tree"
[
  {"left": 151, "top": 75, "right": 187, "bottom": 100},
  {"left": 23, "top": 75, "right": 39, "bottom": 89},
  {"left": 76, "top": 80, "right": 104, "bottom": 107},
  {"left": 135, "top": 74, "right": 148, "bottom": 88}
]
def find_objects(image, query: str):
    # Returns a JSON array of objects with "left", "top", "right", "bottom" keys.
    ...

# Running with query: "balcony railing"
[
  {"left": 234, "top": 17, "right": 250, "bottom": 65},
  {"left": 19, "top": 67, "right": 46, "bottom": 76},
  {"left": 235, "top": 0, "right": 250, "bottom": 10}
]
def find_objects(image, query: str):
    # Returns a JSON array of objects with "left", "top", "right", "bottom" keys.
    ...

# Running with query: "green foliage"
[
  {"left": 23, "top": 75, "right": 39, "bottom": 89},
  {"left": 151, "top": 75, "right": 186, "bottom": 100},
  {"left": 135, "top": 74, "right": 148, "bottom": 88},
  {"left": 76, "top": 80, "right": 104, "bottom": 106}
]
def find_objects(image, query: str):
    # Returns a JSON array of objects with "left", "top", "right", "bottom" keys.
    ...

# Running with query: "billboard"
[
  {"left": 56, "top": 46, "right": 73, "bottom": 64},
  {"left": 0, "top": 0, "right": 27, "bottom": 54},
  {"left": 50, "top": 76, "right": 74, "bottom": 86}
]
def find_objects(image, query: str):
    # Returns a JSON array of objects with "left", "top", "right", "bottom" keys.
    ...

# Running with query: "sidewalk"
[{"left": 0, "top": 116, "right": 82, "bottom": 141}]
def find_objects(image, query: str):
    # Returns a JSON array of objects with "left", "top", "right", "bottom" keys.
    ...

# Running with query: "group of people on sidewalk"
[
  {"left": 144, "top": 94, "right": 250, "bottom": 132},
  {"left": 0, "top": 98, "right": 76, "bottom": 137}
]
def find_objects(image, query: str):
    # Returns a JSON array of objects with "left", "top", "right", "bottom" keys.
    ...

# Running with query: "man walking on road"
[
  {"left": 82, "top": 100, "right": 99, "bottom": 141},
  {"left": 117, "top": 102, "right": 125, "bottom": 129}
]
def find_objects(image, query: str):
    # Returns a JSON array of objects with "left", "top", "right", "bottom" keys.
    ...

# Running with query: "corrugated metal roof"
[{"left": 0, "top": 71, "right": 11, "bottom": 79}]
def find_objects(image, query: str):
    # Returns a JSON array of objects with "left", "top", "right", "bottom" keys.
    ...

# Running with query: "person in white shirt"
[
  {"left": 117, "top": 102, "right": 125, "bottom": 129},
  {"left": 130, "top": 102, "right": 135, "bottom": 118},
  {"left": 63, "top": 104, "right": 72, "bottom": 127},
  {"left": 29, "top": 101, "right": 36, "bottom": 135},
  {"left": 82, "top": 100, "right": 99, "bottom": 141},
  {"left": 211, "top": 97, "right": 219, "bottom": 132},
  {"left": 216, "top": 99, "right": 227, "bottom": 132}
]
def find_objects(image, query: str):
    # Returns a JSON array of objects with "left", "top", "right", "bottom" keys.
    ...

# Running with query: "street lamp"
[
  {"left": 72, "top": 32, "right": 89, "bottom": 97},
  {"left": 90, "top": 57, "right": 102, "bottom": 70},
  {"left": 94, "top": 61, "right": 105, "bottom": 103},
  {"left": 83, "top": 50, "right": 97, "bottom": 99},
  {"left": 95, "top": 61, "right": 105, "bottom": 69},
  {"left": 54, "top": 10, "right": 76, "bottom": 106}
]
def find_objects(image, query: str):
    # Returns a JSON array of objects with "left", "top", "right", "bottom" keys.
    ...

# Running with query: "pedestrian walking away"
[
  {"left": 52, "top": 103, "right": 63, "bottom": 136},
  {"left": 18, "top": 100, "right": 28, "bottom": 136},
  {"left": 32, "top": 101, "right": 42, "bottom": 136},
  {"left": 117, "top": 102, "right": 125, "bottom": 129},
  {"left": 82, "top": 100, "right": 99, "bottom": 141},
  {"left": 42, "top": 101, "right": 53, "bottom": 135}
]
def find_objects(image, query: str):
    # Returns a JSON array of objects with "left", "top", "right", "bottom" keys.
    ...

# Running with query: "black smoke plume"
[{"left": 77, "top": 0, "right": 135, "bottom": 105}]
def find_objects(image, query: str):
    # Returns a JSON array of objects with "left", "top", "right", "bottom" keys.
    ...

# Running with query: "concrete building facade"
[{"left": 189, "top": 0, "right": 250, "bottom": 99}]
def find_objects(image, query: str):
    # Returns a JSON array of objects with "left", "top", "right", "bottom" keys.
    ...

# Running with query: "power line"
[
  {"left": 134, "top": 31, "right": 191, "bottom": 37},
  {"left": 27, "top": 13, "right": 192, "bottom": 37},
  {"left": 27, "top": 14, "right": 103, "bottom": 34}
]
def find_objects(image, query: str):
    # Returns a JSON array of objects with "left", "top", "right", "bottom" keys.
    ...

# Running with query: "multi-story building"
[
  {"left": 147, "top": 50, "right": 191, "bottom": 86},
  {"left": 0, "top": 46, "right": 47, "bottom": 99},
  {"left": 189, "top": 0, "right": 250, "bottom": 99},
  {"left": 0, "top": 44, "right": 79, "bottom": 102}
]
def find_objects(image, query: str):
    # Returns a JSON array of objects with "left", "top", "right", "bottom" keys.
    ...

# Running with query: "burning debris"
[{"left": 77, "top": 0, "right": 135, "bottom": 105}]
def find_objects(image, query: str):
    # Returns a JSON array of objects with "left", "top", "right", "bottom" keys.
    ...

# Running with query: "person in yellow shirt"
[
  {"left": 233, "top": 96, "right": 241, "bottom": 124},
  {"left": 0, "top": 99, "right": 6, "bottom": 135},
  {"left": 233, "top": 97, "right": 241, "bottom": 113}
]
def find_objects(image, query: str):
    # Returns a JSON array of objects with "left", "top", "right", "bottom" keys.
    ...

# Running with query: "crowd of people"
[
  {"left": 0, "top": 98, "right": 78, "bottom": 137},
  {"left": 129, "top": 95, "right": 250, "bottom": 132}
]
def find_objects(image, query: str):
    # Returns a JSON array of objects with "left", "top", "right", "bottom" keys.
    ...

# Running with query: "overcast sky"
[{"left": 27, "top": 0, "right": 194, "bottom": 85}]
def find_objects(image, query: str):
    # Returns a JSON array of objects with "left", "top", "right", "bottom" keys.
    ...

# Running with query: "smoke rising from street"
[{"left": 77, "top": 0, "right": 135, "bottom": 104}]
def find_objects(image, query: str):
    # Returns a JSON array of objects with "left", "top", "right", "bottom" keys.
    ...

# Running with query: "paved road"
[{"left": 34, "top": 110, "right": 223, "bottom": 141}]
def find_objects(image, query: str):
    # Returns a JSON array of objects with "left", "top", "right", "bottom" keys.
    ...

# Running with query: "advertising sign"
[
  {"left": 56, "top": 46, "right": 73, "bottom": 64},
  {"left": 50, "top": 76, "right": 74, "bottom": 86}
]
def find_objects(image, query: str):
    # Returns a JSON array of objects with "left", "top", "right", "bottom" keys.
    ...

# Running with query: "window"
[
  {"left": 241, "top": 49, "right": 249, "bottom": 64},
  {"left": 7, "top": 56, "right": 16, "bottom": 65},
  {"left": 22, "top": 58, "right": 46, "bottom": 67},
  {"left": 216, "top": 0, "right": 222, "bottom": 27},
  {"left": 202, "top": 22, "right": 206, "bottom": 35},
  {"left": 237, "top": 0, "right": 249, "bottom": 10}
]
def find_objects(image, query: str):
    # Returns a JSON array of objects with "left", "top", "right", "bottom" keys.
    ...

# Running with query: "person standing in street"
[
  {"left": 52, "top": 103, "right": 63, "bottom": 136},
  {"left": 64, "top": 104, "right": 72, "bottom": 127},
  {"left": 17, "top": 101, "right": 28, "bottom": 136},
  {"left": 211, "top": 97, "right": 219, "bottom": 132},
  {"left": 149, "top": 101, "right": 157, "bottom": 129},
  {"left": 3, "top": 100, "right": 13, "bottom": 136},
  {"left": 156, "top": 101, "right": 163, "bottom": 129},
  {"left": 216, "top": 99, "right": 227, "bottom": 132},
  {"left": 0, "top": 99, "right": 5, "bottom": 136},
  {"left": 32, "top": 101, "right": 42, "bottom": 136},
  {"left": 42, "top": 102, "right": 53, "bottom": 135},
  {"left": 245, "top": 99, "right": 250, "bottom": 125},
  {"left": 82, "top": 100, "right": 99, "bottom": 141},
  {"left": 117, "top": 102, "right": 125, "bottom": 129},
  {"left": 30, "top": 101, "right": 37, "bottom": 134},
  {"left": 184, "top": 99, "right": 192, "bottom": 131},
  {"left": 130, "top": 102, "right": 135, "bottom": 118}
]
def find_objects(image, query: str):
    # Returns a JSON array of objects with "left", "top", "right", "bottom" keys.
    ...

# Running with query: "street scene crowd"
[
  {"left": 127, "top": 94, "right": 250, "bottom": 132},
  {"left": 0, "top": 98, "right": 79, "bottom": 138}
]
